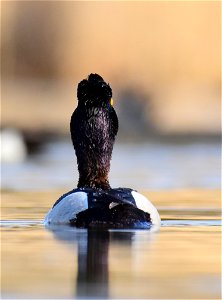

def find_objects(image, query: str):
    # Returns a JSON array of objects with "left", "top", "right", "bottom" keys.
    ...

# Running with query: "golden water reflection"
[{"left": 1, "top": 189, "right": 221, "bottom": 299}]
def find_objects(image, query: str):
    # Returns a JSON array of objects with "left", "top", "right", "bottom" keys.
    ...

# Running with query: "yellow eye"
[{"left": 110, "top": 98, "right": 114, "bottom": 106}]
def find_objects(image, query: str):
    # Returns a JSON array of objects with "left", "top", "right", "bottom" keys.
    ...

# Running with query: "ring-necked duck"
[{"left": 44, "top": 74, "right": 160, "bottom": 229}]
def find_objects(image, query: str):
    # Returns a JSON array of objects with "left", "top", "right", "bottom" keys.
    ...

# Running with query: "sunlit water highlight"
[{"left": 1, "top": 219, "right": 221, "bottom": 228}]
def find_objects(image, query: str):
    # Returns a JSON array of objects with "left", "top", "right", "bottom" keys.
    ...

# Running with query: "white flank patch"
[
  {"left": 131, "top": 191, "right": 161, "bottom": 226},
  {"left": 44, "top": 192, "right": 88, "bottom": 225}
]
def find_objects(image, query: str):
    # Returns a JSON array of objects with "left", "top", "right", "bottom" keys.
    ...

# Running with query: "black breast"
[{"left": 71, "top": 205, "right": 151, "bottom": 229}]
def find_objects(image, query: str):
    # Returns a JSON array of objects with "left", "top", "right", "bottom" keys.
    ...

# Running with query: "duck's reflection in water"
[
  {"left": 47, "top": 226, "right": 157, "bottom": 299},
  {"left": 77, "top": 230, "right": 109, "bottom": 298}
]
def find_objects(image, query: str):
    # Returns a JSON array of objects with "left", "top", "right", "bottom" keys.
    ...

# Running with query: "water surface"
[
  {"left": 2, "top": 140, "right": 220, "bottom": 191},
  {"left": 1, "top": 189, "right": 221, "bottom": 299},
  {"left": 1, "top": 141, "right": 221, "bottom": 299}
]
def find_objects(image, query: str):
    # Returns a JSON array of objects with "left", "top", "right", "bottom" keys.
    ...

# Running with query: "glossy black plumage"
[
  {"left": 71, "top": 205, "right": 151, "bottom": 229},
  {"left": 70, "top": 74, "right": 118, "bottom": 189}
]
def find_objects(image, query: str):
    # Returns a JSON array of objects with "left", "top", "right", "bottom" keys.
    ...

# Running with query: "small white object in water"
[{"left": 0, "top": 128, "right": 27, "bottom": 163}]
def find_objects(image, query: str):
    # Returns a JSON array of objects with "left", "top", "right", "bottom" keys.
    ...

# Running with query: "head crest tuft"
[{"left": 77, "top": 73, "right": 112, "bottom": 103}]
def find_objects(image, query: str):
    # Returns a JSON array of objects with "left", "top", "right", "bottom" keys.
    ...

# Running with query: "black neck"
[
  {"left": 70, "top": 99, "right": 118, "bottom": 190},
  {"left": 77, "top": 173, "right": 111, "bottom": 190}
]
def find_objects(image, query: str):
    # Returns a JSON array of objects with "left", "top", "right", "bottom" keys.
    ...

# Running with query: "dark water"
[{"left": 1, "top": 141, "right": 221, "bottom": 299}]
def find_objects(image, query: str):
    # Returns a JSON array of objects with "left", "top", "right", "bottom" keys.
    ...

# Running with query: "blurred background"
[
  {"left": 1, "top": 3, "right": 221, "bottom": 299},
  {"left": 1, "top": 1, "right": 221, "bottom": 191}
]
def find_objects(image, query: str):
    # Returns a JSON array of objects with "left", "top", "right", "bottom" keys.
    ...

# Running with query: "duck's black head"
[
  {"left": 70, "top": 74, "right": 118, "bottom": 189},
  {"left": 77, "top": 73, "right": 113, "bottom": 107}
]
